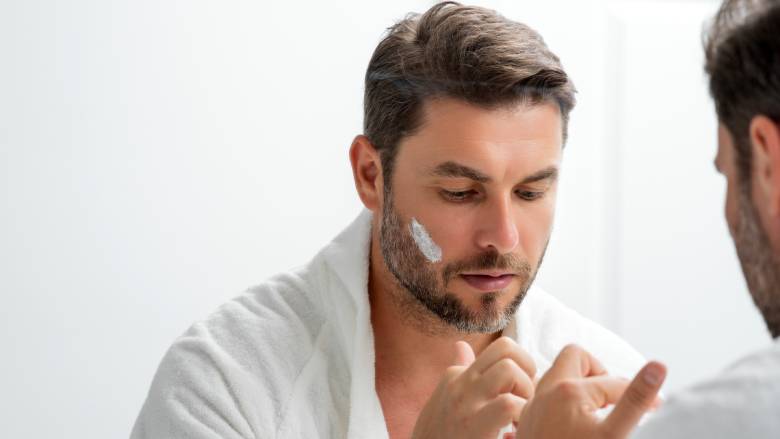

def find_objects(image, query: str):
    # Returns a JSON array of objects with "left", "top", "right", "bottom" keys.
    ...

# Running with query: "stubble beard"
[
  {"left": 734, "top": 185, "right": 780, "bottom": 338},
  {"left": 378, "top": 188, "right": 544, "bottom": 335}
]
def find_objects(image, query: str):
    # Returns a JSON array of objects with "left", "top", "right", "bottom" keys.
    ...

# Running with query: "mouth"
[{"left": 459, "top": 272, "right": 516, "bottom": 292}]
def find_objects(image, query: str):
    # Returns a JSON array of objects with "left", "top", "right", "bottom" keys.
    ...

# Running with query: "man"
[
  {"left": 130, "top": 3, "right": 646, "bottom": 438},
  {"left": 512, "top": 0, "right": 780, "bottom": 438}
]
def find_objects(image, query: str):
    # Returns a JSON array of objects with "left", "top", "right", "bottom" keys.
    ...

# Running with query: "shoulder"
[
  {"left": 132, "top": 266, "right": 330, "bottom": 438},
  {"left": 520, "top": 287, "right": 645, "bottom": 378},
  {"left": 634, "top": 342, "right": 780, "bottom": 439},
  {"left": 185, "top": 265, "right": 329, "bottom": 384}
]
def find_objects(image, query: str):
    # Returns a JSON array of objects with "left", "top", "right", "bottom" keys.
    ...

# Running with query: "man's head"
[
  {"left": 706, "top": 0, "right": 780, "bottom": 337},
  {"left": 350, "top": 2, "right": 574, "bottom": 334}
]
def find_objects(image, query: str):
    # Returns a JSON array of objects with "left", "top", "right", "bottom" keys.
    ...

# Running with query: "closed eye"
[
  {"left": 516, "top": 190, "right": 545, "bottom": 201},
  {"left": 440, "top": 189, "right": 478, "bottom": 202}
]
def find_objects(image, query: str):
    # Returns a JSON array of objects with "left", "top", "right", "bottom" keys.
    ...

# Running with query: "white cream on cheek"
[{"left": 410, "top": 217, "right": 443, "bottom": 263}]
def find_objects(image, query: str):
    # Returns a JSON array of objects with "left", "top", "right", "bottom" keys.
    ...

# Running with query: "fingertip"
[
  {"left": 641, "top": 361, "right": 667, "bottom": 387},
  {"left": 603, "top": 360, "right": 667, "bottom": 436}
]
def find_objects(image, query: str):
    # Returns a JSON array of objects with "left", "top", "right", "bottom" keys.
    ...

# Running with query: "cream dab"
[{"left": 410, "top": 217, "right": 442, "bottom": 263}]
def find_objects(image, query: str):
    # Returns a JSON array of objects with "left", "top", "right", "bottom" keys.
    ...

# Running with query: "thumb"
[
  {"left": 603, "top": 361, "right": 667, "bottom": 438},
  {"left": 453, "top": 341, "right": 476, "bottom": 367}
]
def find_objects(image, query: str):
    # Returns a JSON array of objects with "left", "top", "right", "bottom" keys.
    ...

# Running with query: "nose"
[{"left": 474, "top": 196, "right": 520, "bottom": 255}]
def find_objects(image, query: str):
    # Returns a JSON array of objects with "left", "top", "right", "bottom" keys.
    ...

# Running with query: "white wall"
[
  {"left": 0, "top": 1, "right": 770, "bottom": 438},
  {"left": 602, "top": 0, "right": 769, "bottom": 392}
]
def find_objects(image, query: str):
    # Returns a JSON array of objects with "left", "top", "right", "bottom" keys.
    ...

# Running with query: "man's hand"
[
  {"left": 513, "top": 344, "right": 666, "bottom": 439},
  {"left": 411, "top": 337, "right": 537, "bottom": 439}
]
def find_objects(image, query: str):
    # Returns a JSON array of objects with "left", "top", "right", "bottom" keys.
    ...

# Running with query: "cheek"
[
  {"left": 516, "top": 202, "right": 556, "bottom": 256},
  {"left": 724, "top": 181, "right": 740, "bottom": 237},
  {"left": 429, "top": 214, "right": 472, "bottom": 258}
]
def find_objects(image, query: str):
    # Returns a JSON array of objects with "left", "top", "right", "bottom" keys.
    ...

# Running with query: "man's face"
[
  {"left": 716, "top": 124, "right": 780, "bottom": 338},
  {"left": 378, "top": 98, "right": 562, "bottom": 333}
]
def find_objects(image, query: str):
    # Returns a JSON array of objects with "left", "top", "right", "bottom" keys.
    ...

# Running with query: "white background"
[{"left": 0, "top": 0, "right": 771, "bottom": 437}]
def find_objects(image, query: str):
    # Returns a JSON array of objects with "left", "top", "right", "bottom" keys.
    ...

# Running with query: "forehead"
[{"left": 396, "top": 97, "right": 563, "bottom": 174}]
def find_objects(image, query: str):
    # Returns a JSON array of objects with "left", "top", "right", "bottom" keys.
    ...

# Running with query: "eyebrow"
[
  {"left": 429, "top": 161, "right": 559, "bottom": 185},
  {"left": 521, "top": 166, "right": 558, "bottom": 184},
  {"left": 430, "top": 161, "right": 491, "bottom": 183}
]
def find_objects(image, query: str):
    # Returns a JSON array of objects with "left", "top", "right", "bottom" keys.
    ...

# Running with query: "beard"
[
  {"left": 733, "top": 186, "right": 780, "bottom": 338},
  {"left": 379, "top": 189, "right": 544, "bottom": 334}
]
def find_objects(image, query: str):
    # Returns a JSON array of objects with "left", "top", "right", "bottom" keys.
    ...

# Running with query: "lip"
[
  {"left": 460, "top": 273, "right": 515, "bottom": 292},
  {"left": 461, "top": 270, "right": 515, "bottom": 277}
]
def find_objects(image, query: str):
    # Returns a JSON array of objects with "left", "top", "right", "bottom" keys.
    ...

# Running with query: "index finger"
[{"left": 602, "top": 361, "right": 666, "bottom": 438}]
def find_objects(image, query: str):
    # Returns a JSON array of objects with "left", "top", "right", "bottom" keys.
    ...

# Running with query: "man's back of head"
[{"left": 705, "top": 0, "right": 780, "bottom": 338}]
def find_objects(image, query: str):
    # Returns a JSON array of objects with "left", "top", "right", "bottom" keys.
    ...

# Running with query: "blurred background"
[{"left": 0, "top": 0, "right": 770, "bottom": 437}]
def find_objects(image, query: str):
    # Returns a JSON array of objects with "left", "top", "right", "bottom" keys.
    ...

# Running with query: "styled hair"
[
  {"left": 704, "top": 0, "right": 780, "bottom": 186},
  {"left": 363, "top": 1, "right": 576, "bottom": 182}
]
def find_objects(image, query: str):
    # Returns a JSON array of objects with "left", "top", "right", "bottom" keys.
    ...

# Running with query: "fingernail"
[{"left": 643, "top": 365, "right": 662, "bottom": 386}]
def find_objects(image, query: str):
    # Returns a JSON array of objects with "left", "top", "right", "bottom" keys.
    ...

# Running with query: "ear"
[
  {"left": 750, "top": 116, "right": 780, "bottom": 217},
  {"left": 349, "top": 135, "right": 384, "bottom": 212}
]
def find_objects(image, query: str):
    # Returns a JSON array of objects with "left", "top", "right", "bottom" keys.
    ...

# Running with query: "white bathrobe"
[
  {"left": 130, "top": 210, "right": 645, "bottom": 438},
  {"left": 633, "top": 337, "right": 780, "bottom": 438}
]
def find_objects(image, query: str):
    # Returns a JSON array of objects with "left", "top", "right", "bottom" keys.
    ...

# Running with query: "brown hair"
[
  {"left": 704, "top": 0, "right": 780, "bottom": 187},
  {"left": 363, "top": 1, "right": 576, "bottom": 183}
]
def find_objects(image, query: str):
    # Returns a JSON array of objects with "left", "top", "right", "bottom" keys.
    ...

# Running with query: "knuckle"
[
  {"left": 562, "top": 343, "right": 583, "bottom": 355},
  {"left": 496, "top": 336, "right": 516, "bottom": 350},
  {"left": 495, "top": 393, "right": 520, "bottom": 415},
  {"left": 554, "top": 379, "right": 583, "bottom": 399}
]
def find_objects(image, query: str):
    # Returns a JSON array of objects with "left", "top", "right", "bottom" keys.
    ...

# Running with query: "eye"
[
  {"left": 516, "top": 190, "right": 545, "bottom": 201},
  {"left": 440, "top": 189, "right": 477, "bottom": 202}
]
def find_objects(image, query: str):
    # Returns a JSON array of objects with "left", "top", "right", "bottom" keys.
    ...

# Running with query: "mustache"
[{"left": 442, "top": 250, "right": 532, "bottom": 283}]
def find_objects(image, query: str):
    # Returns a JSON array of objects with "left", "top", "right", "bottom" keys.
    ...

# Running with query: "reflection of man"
[
  {"left": 130, "top": 2, "right": 645, "bottom": 438},
  {"left": 513, "top": 1, "right": 780, "bottom": 438}
]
